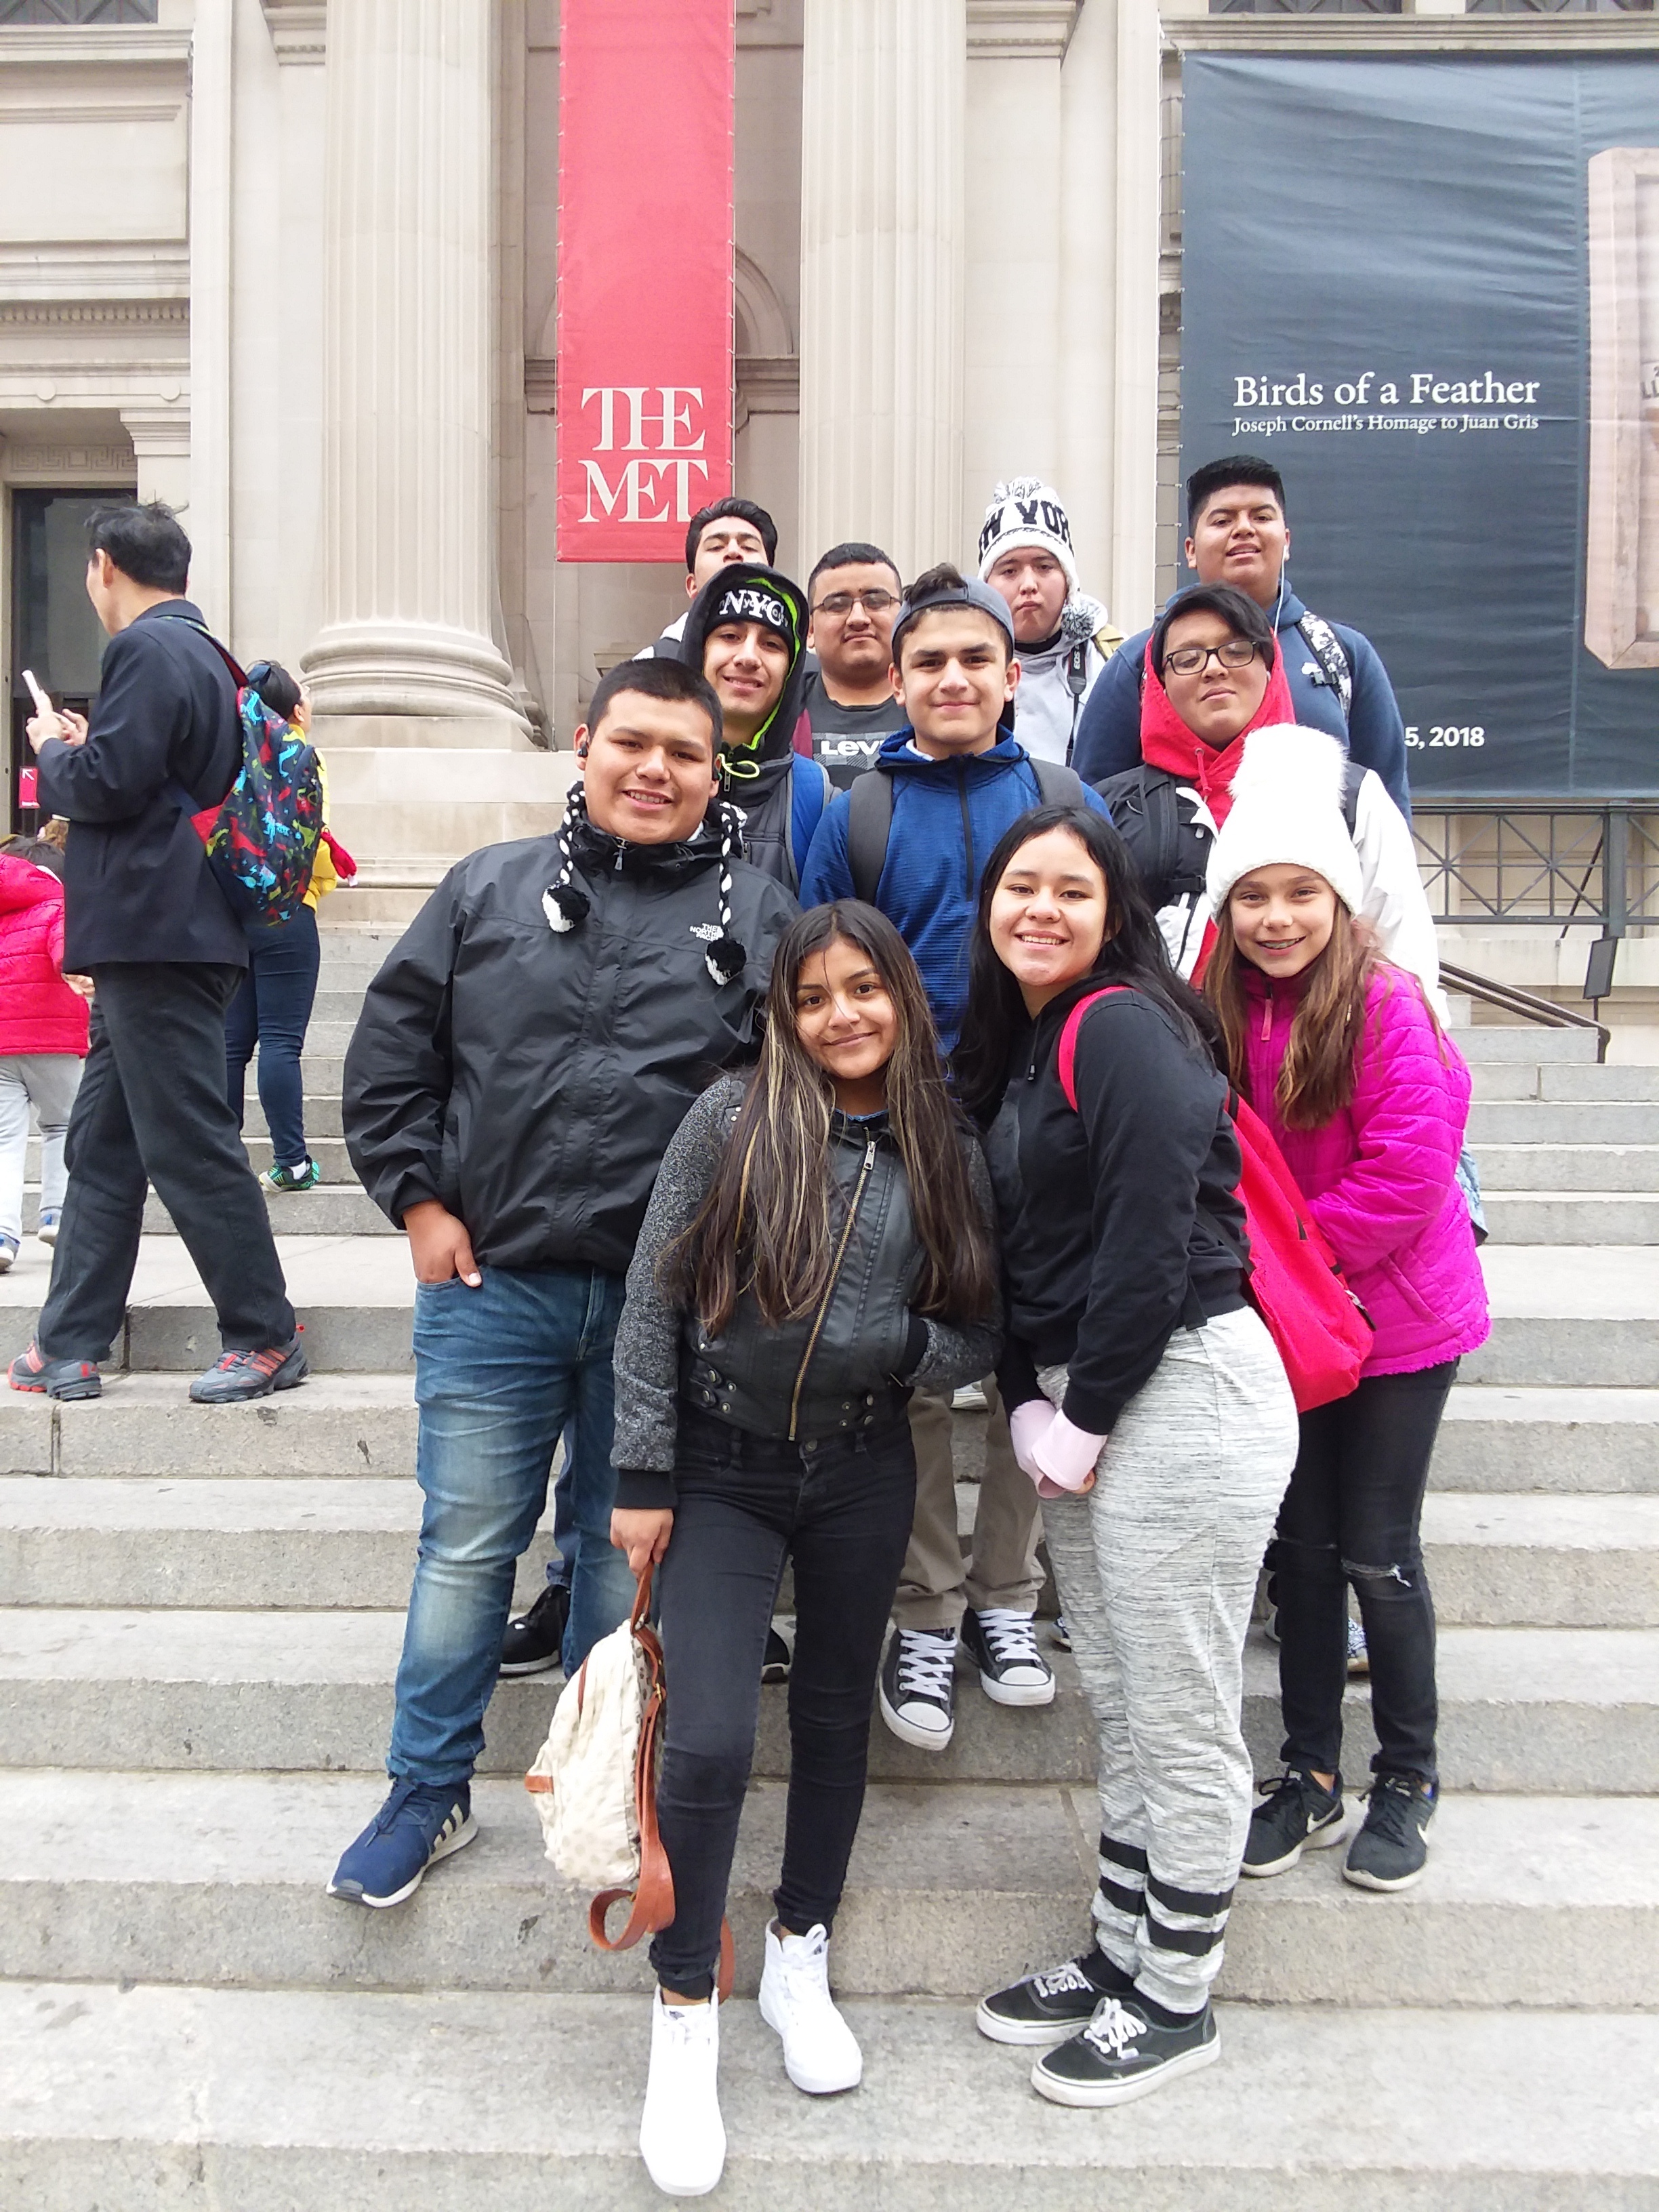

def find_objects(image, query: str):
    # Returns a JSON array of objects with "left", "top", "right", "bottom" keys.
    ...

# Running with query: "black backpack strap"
[
  {"left": 1295, "top": 610, "right": 1353, "bottom": 722},
  {"left": 846, "top": 768, "right": 894, "bottom": 905},
  {"left": 1027, "top": 758, "right": 1088, "bottom": 810},
  {"left": 150, "top": 611, "right": 249, "bottom": 692}
]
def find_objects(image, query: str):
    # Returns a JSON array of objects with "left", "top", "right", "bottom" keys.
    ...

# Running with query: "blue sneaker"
[
  {"left": 0, "top": 1234, "right": 18, "bottom": 1273},
  {"left": 36, "top": 1208, "right": 61, "bottom": 1246},
  {"left": 327, "top": 1780, "right": 476, "bottom": 1908}
]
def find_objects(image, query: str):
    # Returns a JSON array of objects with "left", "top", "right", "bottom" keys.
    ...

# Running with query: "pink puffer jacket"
[
  {"left": 1240, "top": 960, "right": 1488, "bottom": 1378},
  {"left": 0, "top": 855, "right": 89, "bottom": 1057}
]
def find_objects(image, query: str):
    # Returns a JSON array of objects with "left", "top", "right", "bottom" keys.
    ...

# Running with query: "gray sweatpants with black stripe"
[{"left": 1039, "top": 1307, "right": 1297, "bottom": 2015}]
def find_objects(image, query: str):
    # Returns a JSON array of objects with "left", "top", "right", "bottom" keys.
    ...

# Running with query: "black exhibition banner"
[{"left": 1181, "top": 52, "right": 1659, "bottom": 801}]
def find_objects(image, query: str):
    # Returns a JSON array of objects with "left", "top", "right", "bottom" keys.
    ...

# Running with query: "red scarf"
[{"left": 1138, "top": 632, "right": 1296, "bottom": 827}]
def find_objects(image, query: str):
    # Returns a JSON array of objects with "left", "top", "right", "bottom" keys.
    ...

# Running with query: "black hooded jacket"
[
  {"left": 342, "top": 815, "right": 798, "bottom": 1275},
  {"left": 678, "top": 563, "right": 817, "bottom": 888}
]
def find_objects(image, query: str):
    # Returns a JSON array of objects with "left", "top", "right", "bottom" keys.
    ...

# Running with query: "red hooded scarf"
[{"left": 1138, "top": 630, "right": 1296, "bottom": 825}]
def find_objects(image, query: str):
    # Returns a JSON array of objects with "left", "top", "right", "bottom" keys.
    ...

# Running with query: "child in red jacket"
[{"left": 0, "top": 836, "right": 89, "bottom": 1269}]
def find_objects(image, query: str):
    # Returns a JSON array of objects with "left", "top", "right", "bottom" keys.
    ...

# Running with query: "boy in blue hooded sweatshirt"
[{"left": 801, "top": 564, "right": 1111, "bottom": 1750}]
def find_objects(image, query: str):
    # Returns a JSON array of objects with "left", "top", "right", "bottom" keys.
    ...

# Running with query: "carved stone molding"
[
  {"left": 737, "top": 354, "right": 800, "bottom": 413},
  {"left": 524, "top": 356, "right": 556, "bottom": 414},
  {"left": 1, "top": 441, "right": 136, "bottom": 486},
  {"left": 260, "top": 1, "right": 326, "bottom": 64},
  {"left": 966, "top": 0, "right": 1080, "bottom": 59},
  {"left": 0, "top": 300, "right": 188, "bottom": 329}
]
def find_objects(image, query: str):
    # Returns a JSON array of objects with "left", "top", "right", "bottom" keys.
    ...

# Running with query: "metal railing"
[
  {"left": 1412, "top": 804, "right": 1659, "bottom": 937},
  {"left": 1439, "top": 960, "right": 1611, "bottom": 1062}
]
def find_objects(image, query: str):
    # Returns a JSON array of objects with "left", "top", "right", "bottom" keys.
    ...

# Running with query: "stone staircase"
[{"left": 1, "top": 926, "right": 1656, "bottom": 2205}]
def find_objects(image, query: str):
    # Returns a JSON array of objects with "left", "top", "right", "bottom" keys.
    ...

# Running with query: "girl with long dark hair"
[
  {"left": 609, "top": 900, "right": 1000, "bottom": 2198},
  {"left": 1204, "top": 733, "right": 1488, "bottom": 1895},
  {"left": 958, "top": 804, "right": 1297, "bottom": 2110}
]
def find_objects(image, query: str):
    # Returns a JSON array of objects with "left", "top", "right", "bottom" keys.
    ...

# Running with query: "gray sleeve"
[
  {"left": 907, "top": 1132, "right": 1005, "bottom": 1396},
  {"left": 609, "top": 1077, "right": 745, "bottom": 1476}
]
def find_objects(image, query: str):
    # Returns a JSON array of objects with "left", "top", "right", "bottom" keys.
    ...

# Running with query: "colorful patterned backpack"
[{"left": 168, "top": 621, "right": 325, "bottom": 926}]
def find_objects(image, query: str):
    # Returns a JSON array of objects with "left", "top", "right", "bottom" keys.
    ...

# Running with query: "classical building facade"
[{"left": 1, "top": 0, "right": 1655, "bottom": 923}]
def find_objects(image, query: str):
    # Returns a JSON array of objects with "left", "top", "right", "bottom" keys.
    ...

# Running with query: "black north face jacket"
[{"left": 343, "top": 816, "right": 797, "bottom": 1275}]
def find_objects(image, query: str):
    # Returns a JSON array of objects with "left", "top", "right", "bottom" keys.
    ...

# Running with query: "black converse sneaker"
[
  {"left": 498, "top": 1580, "right": 569, "bottom": 1676},
  {"left": 1242, "top": 1769, "right": 1349, "bottom": 1878},
  {"left": 976, "top": 1949, "right": 1134, "bottom": 2045},
  {"left": 1343, "top": 1774, "right": 1436, "bottom": 1892},
  {"left": 961, "top": 1607, "right": 1056, "bottom": 1707},
  {"left": 878, "top": 1626, "right": 958, "bottom": 1749},
  {"left": 1031, "top": 1994, "right": 1220, "bottom": 2108}
]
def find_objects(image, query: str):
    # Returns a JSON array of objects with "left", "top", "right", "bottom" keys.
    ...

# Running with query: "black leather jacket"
[{"left": 611, "top": 1076, "right": 1002, "bottom": 1505}]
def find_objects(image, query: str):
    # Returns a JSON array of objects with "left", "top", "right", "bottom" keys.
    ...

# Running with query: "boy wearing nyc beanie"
[{"left": 978, "top": 476, "right": 1121, "bottom": 768}]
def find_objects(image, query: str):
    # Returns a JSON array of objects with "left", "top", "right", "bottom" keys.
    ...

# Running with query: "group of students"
[{"left": 314, "top": 453, "right": 1488, "bottom": 2200}]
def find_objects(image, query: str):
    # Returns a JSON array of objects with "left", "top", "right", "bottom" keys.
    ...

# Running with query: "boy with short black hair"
[
  {"left": 1072, "top": 454, "right": 1410, "bottom": 814},
  {"left": 801, "top": 564, "right": 1112, "bottom": 1753},
  {"left": 639, "top": 497, "right": 779, "bottom": 658},
  {"left": 800, "top": 540, "right": 908, "bottom": 790},
  {"left": 331, "top": 652, "right": 796, "bottom": 1912}
]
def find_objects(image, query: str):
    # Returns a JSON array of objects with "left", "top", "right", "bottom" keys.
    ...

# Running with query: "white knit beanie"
[
  {"left": 977, "top": 476, "right": 1080, "bottom": 593},
  {"left": 1206, "top": 725, "right": 1365, "bottom": 919}
]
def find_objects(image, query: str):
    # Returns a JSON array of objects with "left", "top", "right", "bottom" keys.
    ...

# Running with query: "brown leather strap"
[{"left": 586, "top": 1559, "right": 735, "bottom": 2003}]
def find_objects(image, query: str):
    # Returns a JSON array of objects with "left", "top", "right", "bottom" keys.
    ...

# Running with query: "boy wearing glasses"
[{"left": 800, "top": 542, "right": 909, "bottom": 792}]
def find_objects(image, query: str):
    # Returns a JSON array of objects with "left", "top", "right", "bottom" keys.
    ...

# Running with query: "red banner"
[{"left": 556, "top": 0, "right": 735, "bottom": 562}]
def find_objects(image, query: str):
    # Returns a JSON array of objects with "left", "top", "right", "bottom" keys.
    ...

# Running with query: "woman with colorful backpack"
[
  {"left": 223, "top": 659, "right": 350, "bottom": 1195},
  {"left": 953, "top": 804, "right": 1297, "bottom": 2110},
  {"left": 607, "top": 899, "right": 1000, "bottom": 2198},
  {"left": 1206, "top": 730, "right": 1488, "bottom": 1895}
]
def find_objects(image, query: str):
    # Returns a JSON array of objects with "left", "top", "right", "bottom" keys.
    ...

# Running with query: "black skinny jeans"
[
  {"left": 225, "top": 903, "right": 321, "bottom": 1170},
  {"left": 1270, "top": 1359, "right": 1458, "bottom": 1788},
  {"left": 650, "top": 1408, "right": 917, "bottom": 2001}
]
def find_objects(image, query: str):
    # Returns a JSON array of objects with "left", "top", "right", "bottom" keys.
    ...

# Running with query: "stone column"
[
  {"left": 304, "top": 0, "right": 525, "bottom": 729},
  {"left": 187, "top": 0, "right": 233, "bottom": 636},
  {"left": 798, "top": 0, "right": 966, "bottom": 586}
]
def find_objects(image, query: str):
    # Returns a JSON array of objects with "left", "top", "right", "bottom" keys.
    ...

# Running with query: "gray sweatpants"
[
  {"left": 1039, "top": 1306, "right": 1296, "bottom": 2015},
  {"left": 0, "top": 1054, "right": 83, "bottom": 1245}
]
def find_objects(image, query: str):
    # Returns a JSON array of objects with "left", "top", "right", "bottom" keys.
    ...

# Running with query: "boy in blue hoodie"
[{"left": 801, "top": 564, "right": 1111, "bottom": 1750}]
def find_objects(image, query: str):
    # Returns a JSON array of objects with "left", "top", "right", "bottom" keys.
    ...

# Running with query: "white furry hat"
[
  {"left": 1206, "top": 725, "right": 1364, "bottom": 919},
  {"left": 977, "top": 476, "right": 1080, "bottom": 592}
]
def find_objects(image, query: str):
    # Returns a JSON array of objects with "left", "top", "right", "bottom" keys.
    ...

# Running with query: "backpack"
[
  {"left": 1056, "top": 988, "right": 1372, "bottom": 1413},
  {"left": 524, "top": 1562, "right": 735, "bottom": 1996},
  {"left": 789, "top": 752, "right": 833, "bottom": 884},
  {"left": 846, "top": 754, "right": 1087, "bottom": 906},
  {"left": 161, "top": 618, "right": 325, "bottom": 926},
  {"left": 1095, "top": 756, "right": 1365, "bottom": 914}
]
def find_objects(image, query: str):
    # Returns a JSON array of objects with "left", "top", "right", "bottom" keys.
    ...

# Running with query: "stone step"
[
  {"left": 1468, "top": 1061, "right": 1659, "bottom": 1103},
  {"left": 1434, "top": 1387, "right": 1659, "bottom": 1492},
  {"left": 1469, "top": 1101, "right": 1659, "bottom": 1144},
  {"left": 22, "top": 1132, "right": 358, "bottom": 1184},
  {"left": 243, "top": 1097, "right": 347, "bottom": 1139},
  {"left": 3, "top": 1771, "right": 1651, "bottom": 2011},
  {"left": 1467, "top": 1248, "right": 1659, "bottom": 1389},
  {"left": 5, "top": 1374, "right": 1649, "bottom": 1495},
  {"left": 0, "top": 1982, "right": 1650, "bottom": 2209},
  {"left": 19, "top": 1185, "right": 396, "bottom": 1238},
  {"left": 5, "top": 1479, "right": 1651, "bottom": 1626},
  {"left": 0, "top": 1479, "right": 555, "bottom": 1614},
  {"left": 1480, "top": 1191, "right": 1659, "bottom": 1244},
  {"left": 1452, "top": 1023, "right": 1600, "bottom": 1063},
  {"left": 0, "top": 1374, "right": 419, "bottom": 1478},
  {"left": 1470, "top": 1143, "right": 1659, "bottom": 1192},
  {"left": 3, "top": 1614, "right": 1652, "bottom": 1793}
]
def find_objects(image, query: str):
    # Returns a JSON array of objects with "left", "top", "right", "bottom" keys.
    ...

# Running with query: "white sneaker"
[
  {"left": 638, "top": 1988, "right": 724, "bottom": 2198},
  {"left": 758, "top": 1921, "right": 863, "bottom": 2094}
]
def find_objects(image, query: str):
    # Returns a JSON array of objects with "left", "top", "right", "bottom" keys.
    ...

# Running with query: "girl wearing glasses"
[{"left": 1092, "top": 584, "right": 1439, "bottom": 1012}]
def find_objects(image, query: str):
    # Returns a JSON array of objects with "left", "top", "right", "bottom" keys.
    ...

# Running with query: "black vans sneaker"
[
  {"left": 499, "top": 1580, "right": 569, "bottom": 1675},
  {"left": 1343, "top": 1774, "right": 1436, "bottom": 1892},
  {"left": 878, "top": 1626, "right": 957, "bottom": 1750},
  {"left": 1242, "top": 1769, "right": 1349, "bottom": 1877},
  {"left": 1031, "top": 1994, "right": 1220, "bottom": 2108},
  {"left": 761, "top": 1621, "right": 793, "bottom": 1685},
  {"left": 977, "top": 1949, "right": 1134, "bottom": 2045}
]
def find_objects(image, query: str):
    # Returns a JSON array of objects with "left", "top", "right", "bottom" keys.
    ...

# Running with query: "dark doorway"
[{"left": 8, "top": 488, "right": 133, "bottom": 832}]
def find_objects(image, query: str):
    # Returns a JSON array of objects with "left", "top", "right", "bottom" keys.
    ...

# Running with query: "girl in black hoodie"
[{"left": 954, "top": 804, "right": 1296, "bottom": 2112}]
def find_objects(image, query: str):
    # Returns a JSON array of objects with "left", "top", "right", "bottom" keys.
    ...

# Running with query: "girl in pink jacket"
[
  {"left": 0, "top": 837, "right": 89, "bottom": 1270},
  {"left": 1202, "top": 730, "right": 1489, "bottom": 1896}
]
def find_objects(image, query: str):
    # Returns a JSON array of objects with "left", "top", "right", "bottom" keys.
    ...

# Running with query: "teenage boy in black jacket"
[
  {"left": 12, "top": 503, "right": 300, "bottom": 1408},
  {"left": 331, "top": 655, "right": 796, "bottom": 1911}
]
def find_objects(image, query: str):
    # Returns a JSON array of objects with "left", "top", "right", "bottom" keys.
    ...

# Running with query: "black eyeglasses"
[
  {"left": 811, "top": 588, "right": 899, "bottom": 618},
  {"left": 1163, "top": 638, "right": 1261, "bottom": 677}
]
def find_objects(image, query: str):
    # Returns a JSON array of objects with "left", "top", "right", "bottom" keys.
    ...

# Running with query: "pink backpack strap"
[{"left": 1056, "top": 987, "right": 1128, "bottom": 1111}]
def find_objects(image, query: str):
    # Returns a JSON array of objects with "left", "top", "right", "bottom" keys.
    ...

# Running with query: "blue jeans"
[
  {"left": 225, "top": 904, "right": 321, "bottom": 1170},
  {"left": 388, "top": 1263, "right": 635, "bottom": 1789}
]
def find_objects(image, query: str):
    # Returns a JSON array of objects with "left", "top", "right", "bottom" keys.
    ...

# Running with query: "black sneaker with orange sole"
[{"left": 189, "top": 1332, "right": 309, "bottom": 1404}]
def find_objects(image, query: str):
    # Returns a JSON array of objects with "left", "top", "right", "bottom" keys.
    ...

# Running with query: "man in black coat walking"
[{"left": 11, "top": 503, "right": 301, "bottom": 1406}]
